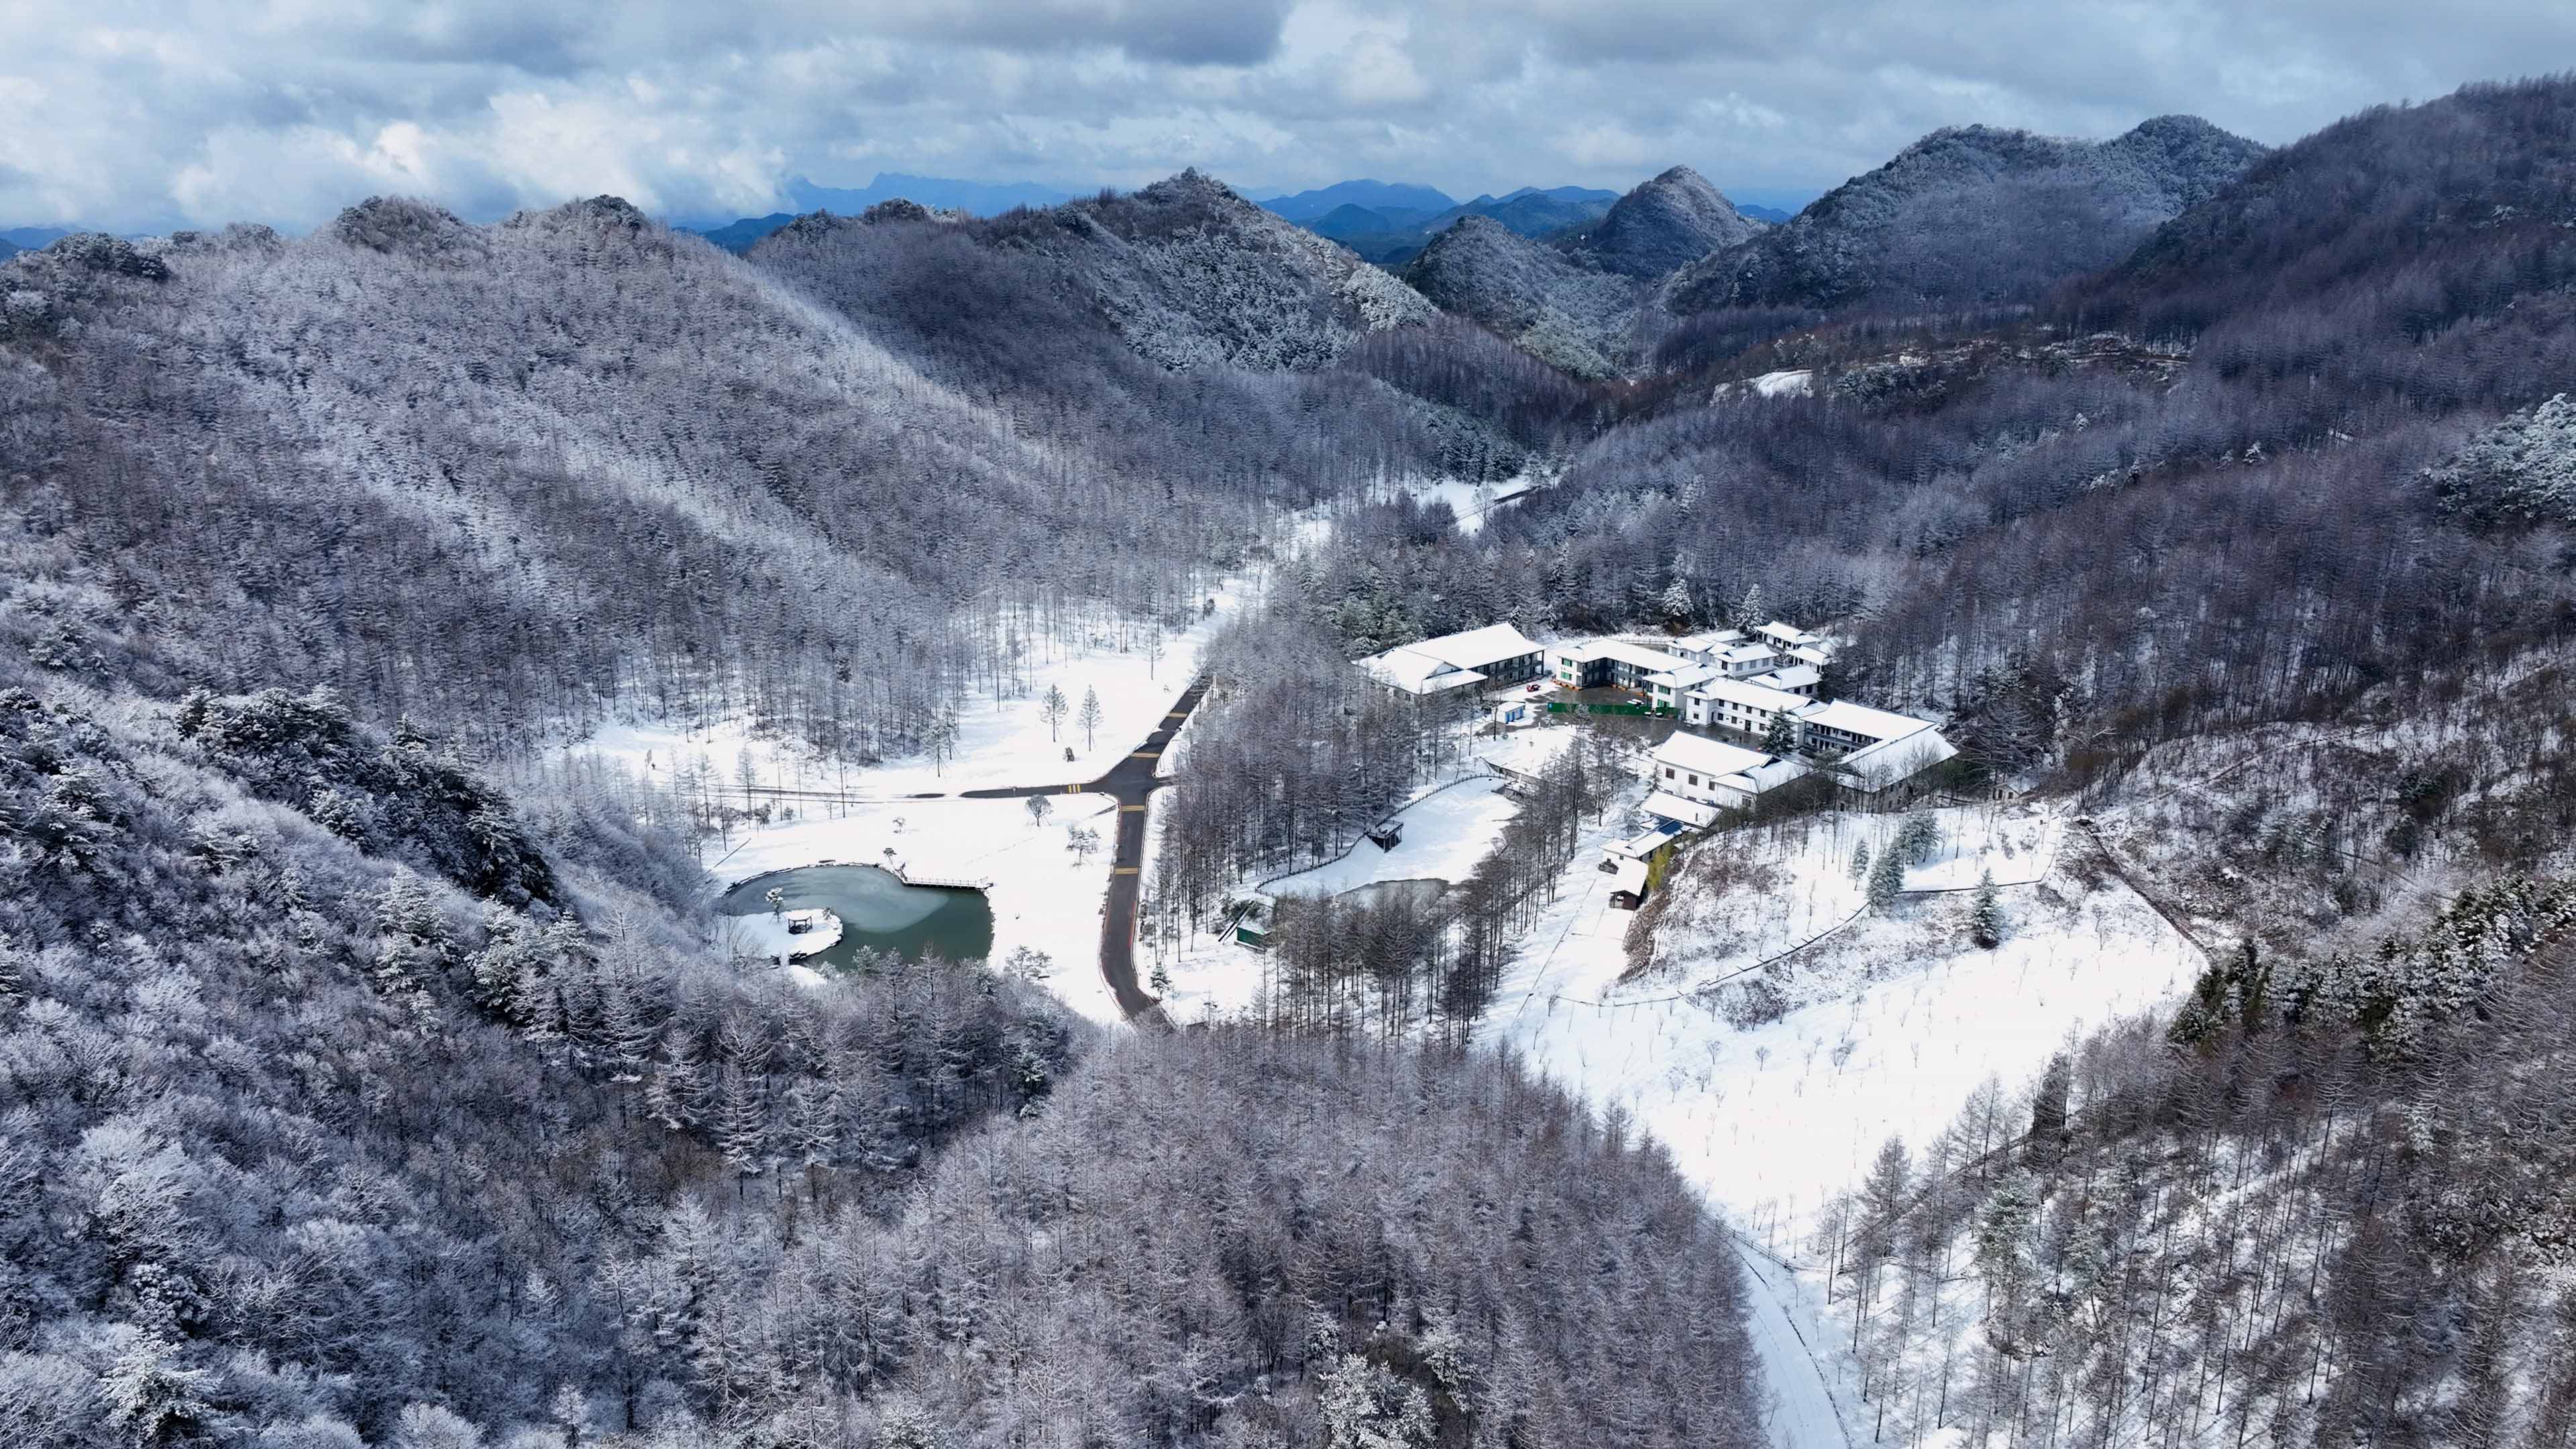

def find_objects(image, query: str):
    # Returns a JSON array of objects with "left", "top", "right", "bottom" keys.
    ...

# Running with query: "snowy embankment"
[{"left": 1260, "top": 777, "right": 1521, "bottom": 899}]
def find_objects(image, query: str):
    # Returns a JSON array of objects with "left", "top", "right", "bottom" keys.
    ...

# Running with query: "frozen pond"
[{"left": 718, "top": 864, "right": 994, "bottom": 968}]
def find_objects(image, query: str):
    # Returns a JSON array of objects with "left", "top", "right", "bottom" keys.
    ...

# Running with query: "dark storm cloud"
[{"left": 0, "top": 0, "right": 2567, "bottom": 233}]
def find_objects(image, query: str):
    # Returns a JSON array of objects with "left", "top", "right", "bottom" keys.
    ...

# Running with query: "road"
[{"left": 961, "top": 675, "right": 1211, "bottom": 1022}]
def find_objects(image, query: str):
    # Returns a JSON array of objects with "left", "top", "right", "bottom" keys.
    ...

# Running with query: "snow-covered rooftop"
[
  {"left": 1555, "top": 637, "right": 1687, "bottom": 673},
  {"left": 1648, "top": 662, "right": 1723, "bottom": 690},
  {"left": 1638, "top": 792, "right": 1722, "bottom": 829},
  {"left": 1757, "top": 621, "right": 1821, "bottom": 647},
  {"left": 1751, "top": 663, "right": 1821, "bottom": 692},
  {"left": 1652, "top": 731, "right": 1772, "bottom": 779},
  {"left": 1835, "top": 728, "right": 1960, "bottom": 793},
  {"left": 1718, "top": 641, "right": 1780, "bottom": 663},
  {"left": 1721, "top": 757, "right": 1813, "bottom": 796},
  {"left": 1799, "top": 699, "right": 1932, "bottom": 745},
  {"left": 1671, "top": 628, "right": 1746, "bottom": 653},
  {"left": 1359, "top": 647, "right": 1489, "bottom": 694},
  {"left": 1407, "top": 622, "right": 1543, "bottom": 669},
  {"left": 1691, "top": 676, "right": 1811, "bottom": 713}
]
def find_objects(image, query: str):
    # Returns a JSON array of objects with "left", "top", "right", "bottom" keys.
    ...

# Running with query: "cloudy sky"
[{"left": 3, "top": 0, "right": 2569, "bottom": 231}]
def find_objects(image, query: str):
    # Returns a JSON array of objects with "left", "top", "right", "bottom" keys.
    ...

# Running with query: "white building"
[
  {"left": 1358, "top": 623, "right": 1545, "bottom": 698},
  {"left": 1714, "top": 640, "right": 1784, "bottom": 678},
  {"left": 1684, "top": 676, "right": 1811, "bottom": 738},
  {"left": 1552, "top": 637, "right": 1692, "bottom": 692},
  {"left": 1796, "top": 700, "right": 1958, "bottom": 796},
  {"left": 1666, "top": 628, "right": 1746, "bottom": 666},
  {"left": 1644, "top": 731, "right": 1810, "bottom": 818}
]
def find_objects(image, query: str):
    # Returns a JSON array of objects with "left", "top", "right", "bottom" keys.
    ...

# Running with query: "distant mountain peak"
[{"left": 1558, "top": 165, "right": 1759, "bottom": 279}]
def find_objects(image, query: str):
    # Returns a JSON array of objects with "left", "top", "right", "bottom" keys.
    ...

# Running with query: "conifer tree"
[
  {"left": 1970, "top": 869, "right": 2003, "bottom": 949},
  {"left": 1867, "top": 842, "right": 1904, "bottom": 908},
  {"left": 1078, "top": 686, "right": 1103, "bottom": 751}
]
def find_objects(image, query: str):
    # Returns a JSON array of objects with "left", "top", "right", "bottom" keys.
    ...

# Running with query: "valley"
[{"left": 5, "top": 48, "right": 2576, "bottom": 1449}]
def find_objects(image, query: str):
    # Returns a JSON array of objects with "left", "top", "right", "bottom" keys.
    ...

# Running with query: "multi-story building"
[{"left": 1357, "top": 623, "right": 1546, "bottom": 698}]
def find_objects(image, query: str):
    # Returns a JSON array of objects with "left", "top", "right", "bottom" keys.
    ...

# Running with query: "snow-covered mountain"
[
  {"left": 1556, "top": 164, "right": 1764, "bottom": 278},
  {"left": 1666, "top": 114, "right": 2267, "bottom": 314}
]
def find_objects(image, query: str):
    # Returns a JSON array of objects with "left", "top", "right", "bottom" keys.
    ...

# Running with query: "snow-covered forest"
[{"left": 6, "top": 57, "right": 2576, "bottom": 1449}]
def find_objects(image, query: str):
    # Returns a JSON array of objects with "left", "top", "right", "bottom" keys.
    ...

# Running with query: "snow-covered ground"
[
  {"left": 1397, "top": 474, "right": 1537, "bottom": 535},
  {"left": 1717, "top": 369, "right": 1816, "bottom": 401},
  {"left": 705, "top": 792, "right": 1130, "bottom": 1022},
  {"left": 1148, "top": 724, "right": 1587, "bottom": 1022},
  {"left": 1261, "top": 777, "right": 1520, "bottom": 899},
  {"left": 570, "top": 569, "right": 1253, "bottom": 802},
  {"left": 1630, "top": 804, "right": 2066, "bottom": 1003},
  {"left": 1485, "top": 788, "right": 2196, "bottom": 1242},
  {"left": 716, "top": 907, "right": 843, "bottom": 964}
]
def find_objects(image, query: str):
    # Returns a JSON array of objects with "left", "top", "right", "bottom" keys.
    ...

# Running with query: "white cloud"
[{"left": 0, "top": 0, "right": 2570, "bottom": 231}]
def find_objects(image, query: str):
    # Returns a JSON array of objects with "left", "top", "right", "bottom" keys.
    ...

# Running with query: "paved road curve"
[{"left": 961, "top": 675, "right": 1211, "bottom": 1023}]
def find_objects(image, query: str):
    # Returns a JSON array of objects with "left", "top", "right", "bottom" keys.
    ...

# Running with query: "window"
[
  {"left": 1663, "top": 767, "right": 1674, "bottom": 779},
  {"left": 1687, "top": 773, "right": 1699, "bottom": 786}
]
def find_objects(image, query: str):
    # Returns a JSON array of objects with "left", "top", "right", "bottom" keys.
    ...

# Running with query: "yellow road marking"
[
  {"left": 1113, "top": 866, "right": 1140, "bottom": 875},
  {"left": 1065, "top": 784, "right": 1084, "bottom": 793},
  {"left": 1120, "top": 804, "right": 1146, "bottom": 812},
  {"left": 1131, "top": 751, "right": 1159, "bottom": 759}
]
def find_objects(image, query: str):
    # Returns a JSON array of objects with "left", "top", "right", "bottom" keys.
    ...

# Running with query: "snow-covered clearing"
[
  {"left": 576, "top": 593, "right": 1238, "bottom": 802},
  {"left": 1631, "top": 804, "right": 2065, "bottom": 1005},
  {"left": 1262, "top": 777, "right": 1520, "bottom": 900},
  {"left": 1147, "top": 724, "right": 1585, "bottom": 1022},
  {"left": 1472, "top": 790, "right": 2192, "bottom": 1446},
  {"left": 706, "top": 792, "right": 1128, "bottom": 1022},
  {"left": 1394, "top": 474, "right": 1537, "bottom": 534},
  {"left": 1717, "top": 369, "right": 1816, "bottom": 401}
]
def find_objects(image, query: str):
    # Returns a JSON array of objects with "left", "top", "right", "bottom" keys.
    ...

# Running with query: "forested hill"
[
  {"left": 1665, "top": 113, "right": 2265, "bottom": 315},
  {"left": 0, "top": 180, "right": 1557, "bottom": 769},
  {"left": 1397, "top": 166, "right": 1760, "bottom": 379}
]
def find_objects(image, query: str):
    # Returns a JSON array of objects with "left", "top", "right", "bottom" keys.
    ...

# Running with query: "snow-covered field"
[
  {"left": 1397, "top": 474, "right": 1537, "bottom": 535},
  {"left": 1632, "top": 804, "right": 2065, "bottom": 1002}
]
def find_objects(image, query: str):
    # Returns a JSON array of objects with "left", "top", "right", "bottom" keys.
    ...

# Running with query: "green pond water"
[{"left": 718, "top": 864, "right": 995, "bottom": 969}]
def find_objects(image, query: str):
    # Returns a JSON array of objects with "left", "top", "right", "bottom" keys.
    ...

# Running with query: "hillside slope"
[
  {"left": 1668, "top": 115, "right": 2265, "bottom": 314},
  {"left": 1403, "top": 215, "right": 1644, "bottom": 377}
]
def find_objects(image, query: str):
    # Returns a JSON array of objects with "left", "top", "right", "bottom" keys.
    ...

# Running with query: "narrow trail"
[{"left": 1729, "top": 1238, "right": 1858, "bottom": 1449}]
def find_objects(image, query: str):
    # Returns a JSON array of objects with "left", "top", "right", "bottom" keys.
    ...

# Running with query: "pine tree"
[
  {"left": 1658, "top": 574, "right": 1693, "bottom": 625},
  {"left": 1867, "top": 843, "right": 1904, "bottom": 908},
  {"left": 1077, "top": 686, "right": 1103, "bottom": 751},
  {"left": 1732, "top": 582, "right": 1764, "bottom": 631},
  {"left": 1850, "top": 840, "right": 1872, "bottom": 885},
  {"left": 1970, "top": 869, "right": 2003, "bottom": 949},
  {"left": 1039, "top": 684, "right": 1068, "bottom": 741},
  {"left": 1760, "top": 710, "right": 1798, "bottom": 756}
]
